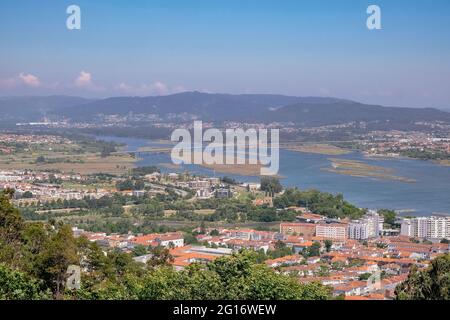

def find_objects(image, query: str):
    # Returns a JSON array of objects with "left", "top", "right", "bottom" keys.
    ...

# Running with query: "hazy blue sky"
[{"left": 1, "top": 0, "right": 449, "bottom": 108}]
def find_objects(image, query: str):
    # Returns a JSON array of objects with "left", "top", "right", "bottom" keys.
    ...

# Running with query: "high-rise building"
[
  {"left": 366, "top": 211, "right": 381, "bottom": 238},
  {"left": 348, "top": 221, "right": 369, "bottom": 240},
  {"left": 401, "top": 216, "right": 450, "bottom": 239},
  {"left": 348, "top": 210, "right": 382, "bottom": 240}
]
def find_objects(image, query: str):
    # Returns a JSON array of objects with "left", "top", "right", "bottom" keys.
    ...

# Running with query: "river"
[{"left": 100, "top": 136, "right": 450, "bottom": 216}]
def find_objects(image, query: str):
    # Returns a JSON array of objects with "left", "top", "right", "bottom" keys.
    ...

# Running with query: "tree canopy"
[
  {"left": 274, "top": 188, "right": 365, "bottom": 219},
  {"left": 395, "top": 254, "right": 450, "bottom": 300}
]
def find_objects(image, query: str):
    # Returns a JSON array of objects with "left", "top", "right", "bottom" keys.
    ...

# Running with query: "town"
[
  {"left": 1, "top": 127, "right": 450, "bottom": 301},
  {"left": 68, "top": 207, "right": 450, "bottom": 300}
]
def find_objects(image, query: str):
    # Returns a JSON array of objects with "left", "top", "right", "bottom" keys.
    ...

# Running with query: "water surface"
[{"left": 101, "top": 136, "right": 450, "bottom": 215}]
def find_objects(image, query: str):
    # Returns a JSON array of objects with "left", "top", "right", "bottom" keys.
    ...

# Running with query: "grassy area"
[
  {"left": 0, "top": 136, "right": 136, "bottom": 175},
  {"left": 323, "top": 158, "right": 416, "bottom": 183},
  {"left": 438, "top": 160, "right": 450, "bottom": 166},
  {"left": 0, "top": 152, "right": 135, "bottom": 175},
  {"left": 281, "top": 143, "right": 351, "bottom": 155},
  {"left": 61, "top": 181, "right": 115, "bottom": 191},
  {"left": 136, "top": 147, "right": 172, "bottom": 153}
]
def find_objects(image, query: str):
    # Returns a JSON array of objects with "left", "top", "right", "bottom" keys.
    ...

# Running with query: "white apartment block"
[
  {"left": 348, "top": 221, "right": 369, "bottom": 240},
  {"left": 366, "top": 210, "right": 382, "bottom": 238},
  {"left": 401, "top": 219, "right": 413, "bottom": 237},
  {"left": 348, "top": 211, "right": 382, "bottom": 240},
  {"left": 401, "top": 216, "right": 450, "bottom": 240},
  {"left": 316, "top": 224, "right": 347, "bottom": 240}
]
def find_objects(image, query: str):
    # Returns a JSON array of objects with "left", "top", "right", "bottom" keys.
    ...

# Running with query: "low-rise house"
[
  {"left": 131, "top": 232, "right": 184, "bottom": 248},
  {"left": 333, "top": 281, "right": 369, "bottom": 297},
  {"left": 265, "top": 255, "right": 303, "bottom": 268},
  {"left": 226, "top": 239, "right": 270, "bottom": 253}
]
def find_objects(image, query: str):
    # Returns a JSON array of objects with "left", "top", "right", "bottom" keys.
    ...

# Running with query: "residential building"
[
  {"left": 348, "top": 221, "right": 369, "bottom": 240},
  {"left": 401, "top": 216, "right": 450, "bottom": 240},
  {"left": 316, "top": 223, "right": 347, "bottom": 240}
]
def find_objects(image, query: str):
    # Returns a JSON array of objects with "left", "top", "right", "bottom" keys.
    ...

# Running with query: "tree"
[
  {"left": 134, "top": 180, "right": 145, "bottom": 190},
  {"left": 22, "top": 191, "right": 33, "bottom": 199},
  {"left": 33, "top": 224, "right": 79, "bottom": 298},
  {"left": 359, "top": 273, "right": 372, "bottom": 281},
  {"left": 132, "top": 245, "right": 149, "bottom": 257},
  {"left": 395, "top": 254, "right": 450, "bottom": 300},
  {"left": 274, "top": 188, "right": 364, "bottom": 220},
  {"left": 379, "top": 209, "right": 397, "bottom": 227},
  {"left": 100, "top": 145, "right": 115, "bottom": 158},
  {"left": 315, "top": 265, "right": 330, "bottom": 277},
  {"left": 116, "top": 179, "right": 134, "bottom": 191},
  {"left": 0, "top": 264, "right": 49, "bottom": 300},
  {"left": 35, "top": 156, "right": 46, "bottom": 164},
  {"left": 324, "top": 240, "right": 333, "bottom": 253},
  {"left": 206, "top": 251, "right": 331, "bottom": 300},
  {"left": 210, "top": 229, "right": 220, "bottom": 236},
  {"left": 183, "top": 233, "right": 198, "bottom": 245},
  {"left": 267, "top": 241, "right": 294, "bottom": 259},
  {"left": 21, "top": 222, "right": 51, "bottom": 274},
  {"left": 0, "top": 190, "right": 25, "bottom": 267},
  {"left": 260, "top": 177, "right": 283, "bottom": 194},
  {"left": 304, "top": 242, "right": 321, "bottom": 258},
  {"left": 147, "top": 246, "right": 174, "bottom": 268}
]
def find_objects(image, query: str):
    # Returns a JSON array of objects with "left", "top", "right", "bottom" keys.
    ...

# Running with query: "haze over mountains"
[{"left": 1, "top": 92, "right": 450, "bottom": 127}]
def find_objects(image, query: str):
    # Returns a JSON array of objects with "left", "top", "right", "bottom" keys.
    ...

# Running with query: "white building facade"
[{"left": 401, "top": 216, "right": 450, "bottom": 240}]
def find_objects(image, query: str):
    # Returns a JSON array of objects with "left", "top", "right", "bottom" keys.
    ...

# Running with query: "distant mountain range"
[
  {"left": 0, "top": 96, "right": 94, "bottom": 121},
  {"left": 1, "top": 92, "right": 450, "bottom": 127}
]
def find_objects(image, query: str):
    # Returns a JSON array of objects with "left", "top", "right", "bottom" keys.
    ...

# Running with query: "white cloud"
[
  {"left": 0, "top": 73, "right": 42, "bottom": 89},
  {"left": 75, "top": 70, "right": 92, "bottom": 87},
  {"left": 116, "top": 81, "right": 187, "bottom": 96},
  {"left": 73, "top": 71, "right": 104, "bottom": 92},
  {"left": 153, "top": 81, "right": 169, "bottom": 95},
  {"left": 117, "top": 82, "right": 133, "bottom": 91},
  {"left": 19, "top": 73, "right": 41, "bottom": 87}
]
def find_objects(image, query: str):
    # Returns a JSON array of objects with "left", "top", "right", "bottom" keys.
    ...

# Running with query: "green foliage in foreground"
[
  {"left": 74, "top": 252, "right": 332, "bottom": 300},
  {"left": 0, "top": 190, "right": 331, "bottom": 300},
  {"left": 0, "top": 264, "right": 50, "bottom": 300},
  {"left": 395, "top": 254, "right": 450, "bottom": 300}
]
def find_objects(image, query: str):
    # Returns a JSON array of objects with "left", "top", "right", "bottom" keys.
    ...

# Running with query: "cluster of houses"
[
  {"left": 361, "top": 131, "right": 450, "bottom": 157},
  {"left": 272, "top": 212, "right": 450, "bottom": 299},
  {"left": 0, "top": 133, "right": 74, "bottom": 155},
  {"left": 144, "top": 172, "right": 234, "bottom": 199},
  {"left": 72, "top": 227, "right": 234, "bottom": 270},
  {"left": 0, "top": 170, "right": 110, "bottom": 205},
  {"left": 71, "top": 216, "right": 450, "bottom": 300},
  {"left": 269, "top": 235, "right": 449, "bottom": 299}
]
